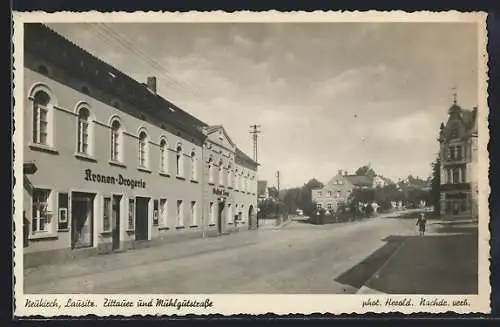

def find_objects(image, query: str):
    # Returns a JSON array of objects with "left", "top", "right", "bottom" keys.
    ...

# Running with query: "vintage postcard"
[{"left": 12, "top": 10, "right": 490, "bottom": 317}]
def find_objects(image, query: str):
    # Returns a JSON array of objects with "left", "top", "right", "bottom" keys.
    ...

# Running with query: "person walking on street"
[{"left": 416, "top": 213, "right": 427, "bottom": 236}]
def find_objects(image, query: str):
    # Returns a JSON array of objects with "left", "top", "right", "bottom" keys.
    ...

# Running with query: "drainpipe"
[{"left": 201, "top": 140, "right": 206, "bottom": 239}]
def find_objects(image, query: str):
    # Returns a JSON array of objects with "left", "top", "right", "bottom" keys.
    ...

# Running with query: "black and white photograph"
[{"left": 12, "top": 11, "right": 490, "bottom": 316}]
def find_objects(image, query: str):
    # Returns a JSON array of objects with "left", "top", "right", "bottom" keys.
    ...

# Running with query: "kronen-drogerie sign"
[{"left": 84, "top": 169, "right": 146, "bottom": 189}]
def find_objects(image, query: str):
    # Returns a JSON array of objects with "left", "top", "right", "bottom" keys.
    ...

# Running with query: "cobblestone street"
[{"left": 24, "top": 211, "right": 477, "bottom": 294}]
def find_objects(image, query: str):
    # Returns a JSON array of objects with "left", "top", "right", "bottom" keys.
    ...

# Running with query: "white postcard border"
[{"left": 12, "top": 10, "right": 491, "bottom": 316}]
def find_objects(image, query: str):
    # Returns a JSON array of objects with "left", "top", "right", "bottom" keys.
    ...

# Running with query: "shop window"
[
  {"left": 77, "top": 107, "right": 90, "bottom": 155},
  {"left": 32, "top": 90, "right": 51, "bottom": 145},
  {"left": 58, "top": 193, "right": 69, "bottom": 230},
  {"left": 159, "top": 139, "right": 168, "bottom": 173},
  {"left": 209, "top": 202, "right": 215, "bottom": 224},
  {"left": 128, "top": 198, "right": 135, "bottom": 230},
  {"left": 32, "top": 188, "right": 52, "bottom": 234},
  {"left": 153, "top": 200, "right": 159, "bottom": 226},
  {"left": 177, "top": 200, "right": 183, "bottom": 226},
  {"left": 191, "top": 201, "right": 197, "bottom": 225},
  {"left": 160, "top": 198, "right": 167, "bottom": 226},
  {"left": 227, "top": 204, "right": 232, "bottom": 223},
  {"left": 103, "top": 197, "right": 112, "bottom": 232}
]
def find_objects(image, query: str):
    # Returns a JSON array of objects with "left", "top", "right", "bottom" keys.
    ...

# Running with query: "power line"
[
  {"left": 98, "top": 22, "right": 211, "bottom": 102},
  {"left": 82, "top": 23, "right": 208, "bottom": 104}
]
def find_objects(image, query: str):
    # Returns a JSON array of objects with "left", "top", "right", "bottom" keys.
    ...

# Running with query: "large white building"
[{"left": 22, "top": 23, "right": 258, "bottom": 267}]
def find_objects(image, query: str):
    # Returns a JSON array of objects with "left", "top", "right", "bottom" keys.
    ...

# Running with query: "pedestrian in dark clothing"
[{"left": 416, "top": 213, "right": 427, "bottom": 236}]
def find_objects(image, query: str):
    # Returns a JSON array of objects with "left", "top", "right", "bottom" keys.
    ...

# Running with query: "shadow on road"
[{"left": 335, "top": 220, "right": 478, "bottom": 294}]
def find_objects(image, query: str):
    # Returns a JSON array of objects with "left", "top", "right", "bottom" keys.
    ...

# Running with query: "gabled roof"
[
  {"left": 25, "top": 23, "right": 208, "bottom": 140},
  {"left": 344, "top": 175, "right": 373, "bottom": 187},
  {"left": 206, "top": 125, "right": 236, "bottom": 148},
  {"left": 235, "top": 147, "right": 258, "bottom": 170}
]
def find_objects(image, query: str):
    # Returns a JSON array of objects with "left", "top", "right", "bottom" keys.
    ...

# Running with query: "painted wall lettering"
[{"left": 84, "top": 169, "right": 146, "bottom": 189}]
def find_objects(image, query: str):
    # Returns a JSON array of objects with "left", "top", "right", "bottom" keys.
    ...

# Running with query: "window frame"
[
  {"left": 110, "top": 118, "right": 123, "bottom": 162},
  {"left": 159, "top": 138, "right": 168, "bottom": 173},
  {"left": 31, "top": 188, "right": 53, "bottom": 235},
  {"left": 138, "top": 130, "right": 148, "bottom": 168}
]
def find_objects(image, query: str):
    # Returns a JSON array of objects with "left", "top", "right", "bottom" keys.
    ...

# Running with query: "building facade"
[
  {"left": 22, "top": 23, "right": 258, "bottom": 267},
  {"left": 311, "top": 170, "right": 373, "bottom": 212},
  {"left": 438, "top": 99, "right": 478, "bottom": 218}
]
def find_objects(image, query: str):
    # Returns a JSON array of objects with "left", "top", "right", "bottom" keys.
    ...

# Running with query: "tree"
[
  {"left": 430, "top": 155, "right": 441, "bottom": 213},
  {"left": 268, "top": 186, "right": 279, "bottom": 200},
  {"left": 355, "top": 165, "right": 376, "bottom": 177}
]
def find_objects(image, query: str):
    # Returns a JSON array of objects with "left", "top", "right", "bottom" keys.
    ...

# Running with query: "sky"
[{"left": 46, "top": 22, "right": 479, "bottom": 189}]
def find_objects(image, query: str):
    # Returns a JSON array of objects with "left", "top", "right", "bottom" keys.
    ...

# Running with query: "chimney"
[
  {"left": 472, "top": 106, "right": 478, "bottom": 120},
  {"left": 146, "top": 76, "right": 157, "bottom": 94},
  {"left": 338, "top": 169, "right": 343, "bottom": 176},
  {"left": 344, "top": 170, "right": 348, "bottom": 176}
]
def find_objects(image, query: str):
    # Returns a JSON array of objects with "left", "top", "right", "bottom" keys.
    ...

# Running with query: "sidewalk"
[
  {"left": 361, "top": 220, "right": 478, "bottom": 294},
  {"left": 24, "top": 228, "right": 267, "bottom": 286}
]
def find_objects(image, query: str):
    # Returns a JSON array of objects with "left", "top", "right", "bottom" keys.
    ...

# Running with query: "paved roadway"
[{"left": 25, "top": 211, "right": 422, "bottom": 294}]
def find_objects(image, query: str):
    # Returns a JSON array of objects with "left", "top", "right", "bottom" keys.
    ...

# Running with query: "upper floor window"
[
  {"left": 159, "top": 139, "right": 168, "bottom": 172},
  {"left": 208, "top": 158, "right": 214, "bottom": 183},
  {"left": 191, "top": 151, "right": 197, "bottom": 180},
  {"left": 318, "top": 191, "right": 322, "bottom": 197},
  {"left": 328, "top": 191, "right": 332, "bottom": 197},
  {"left": 77, "top": 107, "right": 90, "bottom": 154},
  {"left": 227, "top": 165, "right": 233, "bottom": 187},
  {"left": 176, "top": 145, "right": 183, "bottom": 176},
  {"left": 110, "top": 119, "right": 122, "bottom": 162},
  {"left": 138, "top": 131, "right": 148, "bottom": 167},
  {"left": 219, "top": 160, "right": 224, "bottom": 185},
  {"left": 447, "top": 145, "right": 464, "bottom": 161},
  {"left": 32, "top": 90, "right": 51, "bottom": 145}
]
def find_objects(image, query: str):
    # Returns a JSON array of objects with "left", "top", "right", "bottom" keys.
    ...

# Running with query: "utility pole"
[
  {"left": 276, "top": 170, "right": 280, "bottom": 194},
  {"left": 249, "top": 124, "right": 261, "bottom": 163}
]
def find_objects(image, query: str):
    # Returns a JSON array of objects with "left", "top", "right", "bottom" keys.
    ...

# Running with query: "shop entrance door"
[
  {"left": 135, "top": 197, "right": 149, "bottom": 241},
  {"left": 112, "top": 195, "right": 122, "bottom": 250},
  {"left": 71, "top": 192, "right": 94, "bottom": 249}
]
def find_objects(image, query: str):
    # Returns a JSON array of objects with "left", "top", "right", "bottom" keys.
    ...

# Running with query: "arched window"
[
  {"left": 32, "top": 90, "right": 51, "bottom": 145},
  {"left": 138, "top": 131, "right": 148, "bottom": 167},
  {"left": 208, "top": 158, "right": 214, "bottom": 183},
  {"left": 219, "top": 160, "right": 224, "bottom": 185},
  {"left": 191, "top": 151, "right": 197, "bottom": 180},
  {"left": 110, "top": 119, "right": 122, "bottom": 162},
  {"left": 176, "top": 145, "right": 183, "bottom": 176},
  {"left": 77, "top": 107, "right": 90, "bottom": 154},
  {"left": 159, "top": 139, "right": 168, "bottom": 172}
]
